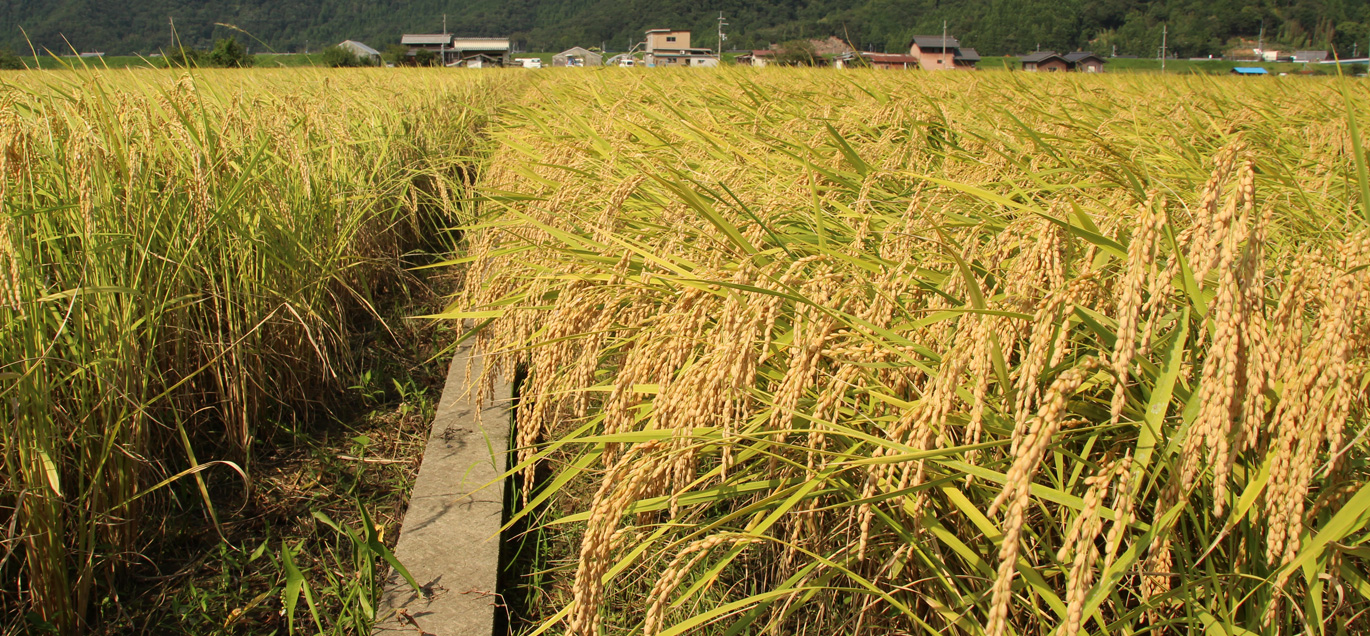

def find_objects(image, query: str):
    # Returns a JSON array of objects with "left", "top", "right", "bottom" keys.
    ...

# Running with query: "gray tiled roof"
[
  {"left": 911, "top": 35, "right": 960, "bottom": 49},
  {"left": 1063, "top": 51, "right": 1102, "bottom": 62},
  {"left": 1020, "top": 51, "right": 1062, "bottom": 63},
  {"left": 955, "top": 47, "right": 980, "bottom": 61}
]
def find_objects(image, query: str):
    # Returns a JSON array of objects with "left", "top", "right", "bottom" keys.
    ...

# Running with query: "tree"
[
  {"left": 1333, "top": 22, "right": 1367, "bottom": 56},
  {"left": 774, "top": 39, "right": 819, "bottom": 65},
  {"left": 413, "top": 48, "right": 438, "bottom": 67},
  {"left": 164, "top": 46, "right": 201, "bottom": 68},
  {"left": 0, "top": 48, "right": 23, "bottom": 70},
  {"left": 207, "top": 37, "right": 253, "bottom": 68},
  {"left": 384, "top": 44, "right": 410, "bottom": 66},
  {"left": 322, "top": 45, "right": 362, "bottom": 67}
]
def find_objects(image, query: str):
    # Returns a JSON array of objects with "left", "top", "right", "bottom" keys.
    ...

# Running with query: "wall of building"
[
  {"left": 646, "top": 31, "right": 690, "bottom": 52},
  {"left": 1028, "top": 58, "right": 1069, "bottom": 72},
  {"left": 911, "top": 46, "right": 956, "bottom": 70}
]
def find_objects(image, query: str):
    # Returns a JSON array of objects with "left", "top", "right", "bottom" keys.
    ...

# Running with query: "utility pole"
[
  {"left": 169, "top": 16, "right": 175, "bottom": 51},
  {"left": 942, "top": 20, "right": 949, "bottom": 68},
  {"left": 717, "top": 12, "right": 728, "bottom": 59},
  {"left": 1258, "top": 20, "right": 1264, "bottom": 54},
  {"left": 440, "top": 15, "right": 449, "bottom": 65},
  {"left": 1159, "top": 24, "right": 1167, "bottom": 73}
]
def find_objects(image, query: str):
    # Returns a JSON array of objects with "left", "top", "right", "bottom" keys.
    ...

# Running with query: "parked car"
[{"left": 516, "top": 57, "right": 543, "bottom": 69}]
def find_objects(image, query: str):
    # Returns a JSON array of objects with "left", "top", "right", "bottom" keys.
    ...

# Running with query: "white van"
[{"left": 516, "top": 58, "right": 543, "bottom": 69}]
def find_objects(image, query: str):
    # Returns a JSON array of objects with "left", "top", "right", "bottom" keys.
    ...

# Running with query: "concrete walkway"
[{"left": 375, "top": 340, "right": 511, "bottom": 636}]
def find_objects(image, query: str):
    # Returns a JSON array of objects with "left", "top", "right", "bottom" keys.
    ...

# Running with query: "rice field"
[
  {"left": 455, "top": 69, "right": 1370, "bottom": 635},
  {"left": 0, "top": 68, "right": 515, "bottom": 633},
  {"left": 2, "top": 65, "right": 1369, "bottom": 635}
]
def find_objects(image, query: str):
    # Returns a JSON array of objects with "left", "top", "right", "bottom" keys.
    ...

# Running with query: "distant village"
[{"left": 323, "top": 25, "right": 1349, "bottom": 75}]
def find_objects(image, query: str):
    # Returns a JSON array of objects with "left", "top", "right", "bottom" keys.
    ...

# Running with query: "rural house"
[
  {"left": 400, "top": 33, "right": 451, "bottom": 61},
  {"left": 908, "top": 35, "right": 979, "bottom": 70},
  {"left": 644, "top": 29, "right": 718, "bottom": 67},
  {"left": 554, "top": 47, "right": 603, "bottom": 67},
  {"left": 1019, "top": 51, "right": 1106, "bottom": 72},
  {"left": 1019, "top": 51, "right": 1069, "bottom": 72},
  {"left": 1063, "top": 51, "right": 1106, "bottom": 72},
  {"left": 399, "top": 34, "right": 511, "bottom": 67},
  {"left": 1292, "top": 50, "right": 1329, "bottom": 63},
  {"left": 834, "top": 52, "right": 920, "bottom": 70},
  {"left": 735, "top": 50, "right": 775, "bottom": 67},
  {"left": 336, "top": 40, "right": 381, "bottom": 63},
  {"left": 447, "top": 38, "right": 511, "bottom": 67}
]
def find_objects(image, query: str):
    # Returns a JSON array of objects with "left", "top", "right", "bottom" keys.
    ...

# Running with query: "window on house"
[{"left": 666, "top": 36, "right": 676, "bottom": 42}]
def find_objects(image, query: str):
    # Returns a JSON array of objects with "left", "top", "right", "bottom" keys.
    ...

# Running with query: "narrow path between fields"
[{"left": 373, "top": 339, "right": 513, "bottom": 636}]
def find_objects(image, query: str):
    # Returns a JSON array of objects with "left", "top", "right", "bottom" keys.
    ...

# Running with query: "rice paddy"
[
  {"left": 3, "top": 66, "right": 1369, "bottom": 635},
  {"left": 457, "top": 69, "right": 1370, "bottom": 635},
  {"left": 0, "top": 68, "right": 515, "bottom": 633}
]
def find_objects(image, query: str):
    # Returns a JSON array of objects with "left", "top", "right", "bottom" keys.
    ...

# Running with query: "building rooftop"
[
  {"left": 1020, "top": 51, "right": 1062, "bottom": 63},
  {"left": 862, "top": 53, "right": 921, "bottom": 63},
  {"left": 401, "top": 34, "right": 452, "bottom": 46},
  {"left": 1063, "top": 51, "right": 1103, "bottom": 62},
  {"left": 911, "top": 35, "right": 960, "bottom": 50},
  {"left": 1232, "top": 67, "right": 1269, "bottom": 74},
  {"left": 955, "top": 47, "right": 981, "bottom": 61},
  {"left": 651, "top": 48, "right": 714, "bottom": 55},
  {"left": 450, "top": 37, "right": 511, "bottom": 51}
]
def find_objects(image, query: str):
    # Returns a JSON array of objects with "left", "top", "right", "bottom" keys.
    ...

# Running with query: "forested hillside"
[{"left": 1, "top": 0, "right": 1367, "bottom": 58}]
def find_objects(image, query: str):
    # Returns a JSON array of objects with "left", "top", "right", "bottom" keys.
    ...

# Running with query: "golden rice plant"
[
  {"left": 0, "top": 67, "right": 517, "bottom": 633},
  {"left": 452, "top": 68, "right": 1370, "bottom": 634}
]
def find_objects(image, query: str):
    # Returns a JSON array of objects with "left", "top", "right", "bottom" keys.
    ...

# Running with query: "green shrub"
[
  {"left": 0, "top": 48, "right": 23, "bottom": 70},
  {"left": 207, "top": 37, "right": 253, "bottom": 68},
  {"left": 774, "top": 39, "right": 819, "bottom": 66},
  {"left": 163, "top": 46, "right": 201, "bottom": 67},
  {"left": 385, "top": 44, "right": 410, "bottom": 66},
  {"left": 322, "top": 45, "right": 362, "bottom": 68}
]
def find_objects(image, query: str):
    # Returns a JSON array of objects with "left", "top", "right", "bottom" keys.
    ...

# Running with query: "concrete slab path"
[{"left": 375, "top": 340, "right": 511, "bottom": 636}]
